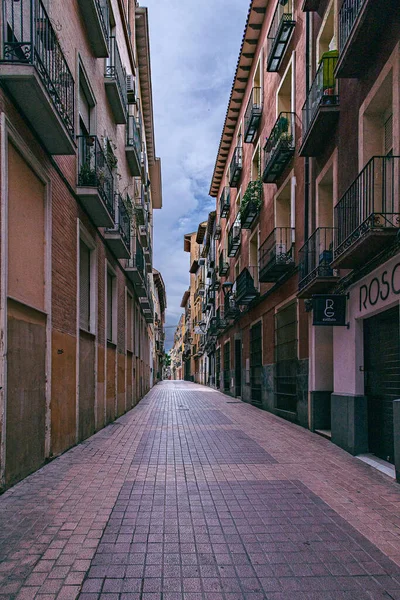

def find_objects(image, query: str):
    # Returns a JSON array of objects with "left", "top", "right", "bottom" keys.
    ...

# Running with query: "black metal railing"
[
  {"left": 228, "top": 216, "right": 241, "bottom": 257},
  {"left": 334, "top": 156, "right": 400, "bottom": 257},
  {"left": 339, "top": 0, "right": 365, "bottom": 51},
  {"left": 216, "top": 306, "right": 227, "bottom": 330},
  {"left": 224, "top": 288, "right": 239, "bottom": 320},
  {"left": 1, "top": 0, "right": 75, "bottom": 138},
  {"left": 219, "top": 252, "right": 229, "bottom": 276},
  {"left": 235, "top": 267, "right": 259, "bottom": 305},
  {"left": 266, "top": 0, "right": 296, "bottom": 72},
  {"left": 127, "top": 240, "right": 146, "bottom": 280},
  {"left": 259, "top": 227, "right": 295, "bottom": 280},
  {"left": 229, "top": 146, "right": 243, "bottom": 187},
  {"left": 302, "top": 55, "right": 339, "bottom": 138},
  {"left": 244, "top": 87, "right": 262, "bottom": 143},
  {"left": 194, "top": 283, "right": 205, "bottom": 303},
  {"left": 107, "top": 194, "right": 131, "bottom": 248},
  {"left": 240, "top": 180, "right": 263, "bottom": 229},
  {"left": 94, "top": 0, "right": 109, "bottom": 44},
  {"left": 127, "top": 115, "right": 141, "bottom": 156},
  {"left": 298, "top": 227, "right": 336, "bottom": 290},
  {"left": 214, "top": 224, "right": 222, "bottom": 240},
  {"left": 219, "top": 186, "right": 231, "bottom": 218},
  {"left": 77, "top": 135, "right": 114, "bottom": 218},
  {"left": 263, "top": 112, "right": 296, "bottom": 183},
  {"left": 105, "top": 36, "right": 127, "bottom": 109}
]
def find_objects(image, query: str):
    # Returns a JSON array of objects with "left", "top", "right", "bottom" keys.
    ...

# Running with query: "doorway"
[{"left": 364, "top": 306, "right": 400, "bottom": 464}]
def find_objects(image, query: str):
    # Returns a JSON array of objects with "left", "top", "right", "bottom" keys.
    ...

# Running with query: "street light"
[{"left": 222, "top": 281, "right": 234, "bottom": 296}]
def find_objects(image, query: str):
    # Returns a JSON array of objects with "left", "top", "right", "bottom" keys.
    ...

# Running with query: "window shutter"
[
  {"left": 384, "top": 114, "right": 393, "bottom": 156},
  {"left": 80, "top": 240, "right": 91, "bottom": 331}
]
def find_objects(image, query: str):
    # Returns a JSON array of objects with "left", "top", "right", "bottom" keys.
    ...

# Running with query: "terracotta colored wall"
[
  {"left": 78, "top": 332, "right": 96, "bottom": 441},
  {"left": 51, "top": 330, "right": 76, "bottom": 456},
  {"left": 117, "top": 353, "right": 125, "bottom": 417},
  {"left": 106, "top": 345, "right": 116, "bottom": 423},
  {"left": 97, "top": 346, "right": 106, "bottom": 430}
]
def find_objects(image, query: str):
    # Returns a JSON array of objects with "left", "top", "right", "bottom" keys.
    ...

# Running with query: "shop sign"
[{"left": 312, "top": 294, "right": 347, "bottom": 327}]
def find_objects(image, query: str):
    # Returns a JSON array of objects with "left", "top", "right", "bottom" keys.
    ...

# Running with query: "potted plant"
[{"left": 240, "top": 179, "right": 263, "bottom": 223}]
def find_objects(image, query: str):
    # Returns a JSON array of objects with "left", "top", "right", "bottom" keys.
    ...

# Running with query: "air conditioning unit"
[{"left": 126, "top": 74, "right": 136, "bottom": 104}]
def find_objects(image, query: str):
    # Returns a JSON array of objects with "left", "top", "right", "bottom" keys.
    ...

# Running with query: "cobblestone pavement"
[{"left": 2, "top": 382, "right": 400, "bottom": 600}]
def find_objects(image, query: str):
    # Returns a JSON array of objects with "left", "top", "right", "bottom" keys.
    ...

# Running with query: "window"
[
  {"left": 275, "top": 302, "right": 297, "bottom": 412},
  {"left": 78, "top": 65, "right": 96, "bottom": 136},
  {"left": 252, "top": 144, "right": 261, "bottom": 181},
  {"left": 277, "top": 60, "right": 293, "bottom": 114},
  {"left": 127, "top": 292, "right": 133, "bottom": 352},
  {"left": 249, "top": 230, "right": 259, "bottom": 289},
  {"left": 106, "top": 268, "right": 117, "bottom": 343},
  {"left": 80, "top": 240, "right": 91, "bottom": 331},
  {"left": 317, "top": 0, "right": 337, "bottom": 63},
  {"left": 250, "top": 321, "right": 262, "bottom": 403}
]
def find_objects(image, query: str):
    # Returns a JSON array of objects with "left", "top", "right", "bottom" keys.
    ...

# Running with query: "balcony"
[
  {"left": 143, "top": 240, "right": 152, "bottom": 268},
  {"left": 194, "top": 283, "right": 205, "bottom": 303},
  {"left": 266, "top": 0, "right": 296, "bottom": 72},
  {"left": 300, "top": 54, "right": 339, "bottom": 157},
  {"left": 206, "top": 289, "right": 215, "bottom": 309},
  {"left": 333, "top": 156, "right": 400, "bottom": 268},
  {"left": 105, "top": 37, "right": 127, "bottom": 124},
  {"left": 78, "top": 0, "right": 109, "bottom": 58},
  {"left": 224, "top": 289, "right": 240, "bottom": 321},
  {"left": 125, "top": 242, "right": 147, "bottom": 296},
  {"left": 140, "top": 291, "right": 154, "bottom": 324},
  {"left": 134, "top": 183, "right": 147, "bottom": 225},
  {"left": 240, "top": 180, "right": 263, "bottom": 229},
  {"left": 104, "top": 194, "right": 131, "bottom": 258},
  {"left": 229, "top": 147, "right": 243, "bottom": 188},
  {"left": 336, "top": 0, "right": 394, "bottom": 78},
  {"left": 219, "top": 187, "right": 231, "bottom": 218},
  {"left": 138, "top": 220, "right": 149, "bottom": 247},
  {"left": 0, "top": 0, "right": 75, "bottom": 155},
  {"left": 244, "top": 87, "right": 262, "bottom": 143},
  {"left": 219, "top": 252, "right": 230, "bottom": 277},
  {"left": 228, "top": 216, "right": 241, "bottom": 258},
  {"left": 263, "top": 112, "right": 296, "bottom": 183},
  {"left": 235, "top": 267, "right": 259, "bottom": 306},
  {"left": 126, "top": 116, "right": 142, "bottom": 176},
  {"left": 210, "top": 272, "right": 220, "bottom": 292},
  {"left": 214, "top": 224, "right": 222, "bottom": 240},
  {"left": 298, "top": 228, "right": 339, "bottom": 298},
  {"left": 259, "top": 227, "right": 295, "bottom": 282},
  {"left": 77, "top": 135, "right": 115, "bottom": 227},
  {"left": 216, "top": 307, "right": 227, "bottom": 330}
]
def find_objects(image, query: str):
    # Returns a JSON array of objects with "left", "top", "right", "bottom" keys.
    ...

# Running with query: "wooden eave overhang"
[
  {"left": 136, "top": 7, "right": 156, "bottom": 166},
  {"left": 209, "top": 0, "right": 267, "bottom": 197},
  {"left": 180, "top": 290, "right": 190, "bottom": 308},
  {"left": 196, "top": 221, "right": 208, "bottom": 245}
]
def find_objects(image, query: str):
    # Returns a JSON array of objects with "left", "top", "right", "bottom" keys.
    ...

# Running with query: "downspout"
[{"left": 304, "top": 11, "right": 311, "bottom": 243}]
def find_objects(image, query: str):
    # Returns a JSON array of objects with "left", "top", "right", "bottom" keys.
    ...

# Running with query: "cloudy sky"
[{"left": 146, "top": 0, "right": 249, "bottom": 350}]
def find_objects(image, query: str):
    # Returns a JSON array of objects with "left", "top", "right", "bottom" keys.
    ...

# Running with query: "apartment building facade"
[
  {"left": 170, "top": 314, "right": 184, "bottom": 380},
  {"left": 0, "top": 0, "right": 163, "bottom": 489},
  {"left": 152, "top": 269, "right": 166, "bottom": 383},
  {"left": 205, "top": 0, "right": 400, "bottom": 475}
]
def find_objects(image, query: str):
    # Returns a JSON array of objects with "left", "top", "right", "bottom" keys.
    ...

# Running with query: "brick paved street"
[{"left": 2, "top": 382, "right": 400, "bottom": 600}]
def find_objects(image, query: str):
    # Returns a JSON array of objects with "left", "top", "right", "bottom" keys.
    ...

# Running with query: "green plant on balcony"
[{"left": 240, "top": 179, "right": 263, "bottom": 223}]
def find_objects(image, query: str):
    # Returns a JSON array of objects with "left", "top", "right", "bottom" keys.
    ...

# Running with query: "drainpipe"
[{"left": 304, "top": 11, "right": 311, "bottom": 243}]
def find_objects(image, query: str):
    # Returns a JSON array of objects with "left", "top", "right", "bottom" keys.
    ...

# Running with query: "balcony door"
[{"left": 234, "top": 339, "right": 242, "bottom": 398}]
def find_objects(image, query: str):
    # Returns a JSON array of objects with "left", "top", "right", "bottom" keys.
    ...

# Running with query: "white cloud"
[{"left": 145, "top": 0, "right": 249, "bottom": 349}]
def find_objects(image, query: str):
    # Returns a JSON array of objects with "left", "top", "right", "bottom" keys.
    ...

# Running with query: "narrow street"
[{"left": 1, "top": 381, "right": 400, "bottom": 600}]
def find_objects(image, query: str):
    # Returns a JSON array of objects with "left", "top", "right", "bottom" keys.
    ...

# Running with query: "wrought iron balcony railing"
[
  {"left": 229, "top": 147, "right": 243, "bottom": 188},
  {"left": 219, "top": 187, "right": 231, "bottom": 218},
  {"left": 1, "top": 0, "right": 75, "bottom": 139},
  {"left": 126, "top": 115, "right": 142, "bottom": 175},
  {"left": 266, "top": 0, "right": 296, "bottom": 72},
  {"left": 194, "top": 283, "right": 205, "bottom": 303},
  {"left": 78, "top": 0, "right": 109, "bottom": 57},
  {"left": 240, "top": 180, "right": 263, "bottom": 229},
  {"left": 339, "top": 0, "right": 365, "bottom": 54},
  {"left": 263, "top": 112, "right": 296, "bottom": 183},
  {"left": 105, "top": 36, "right": 127, "bottom": 122},
  {"left": 214, "top": 224, "right": 222, "bottom": 240},
  {"left": 302, "top": 54, "right": 339, "bottom": 141},
  {"left": 259, "top": 227, "right": 295, "bottom": 282},
  {"left": 77, "top": 135, "right": 114, "bottom": 218},
  {"left": 216, "top": 307, "right": 227, "bottom": 330},
  {"left": 235, "top": 267, "right": 259, "bottom": 306},
  {"left": 219, "top": 252, "right": 230, "bottom": 277},
  {"left": 334, "top": 156, "right": 400, "bottom": 266},
  {"left": 104, "top": 194, "right": 131, "bottom": 257},
  {"left": 224, "top": 287, "right": 239, "bottom": 320},
  {"left": 228, "top": 215, "right": 241, "bottom": 258},
  {"left": 244, "top": 87, "right": 262, "bottom": 143},
  {"left": 298, "top": 227, "right": 337, "bottom": 292}
]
